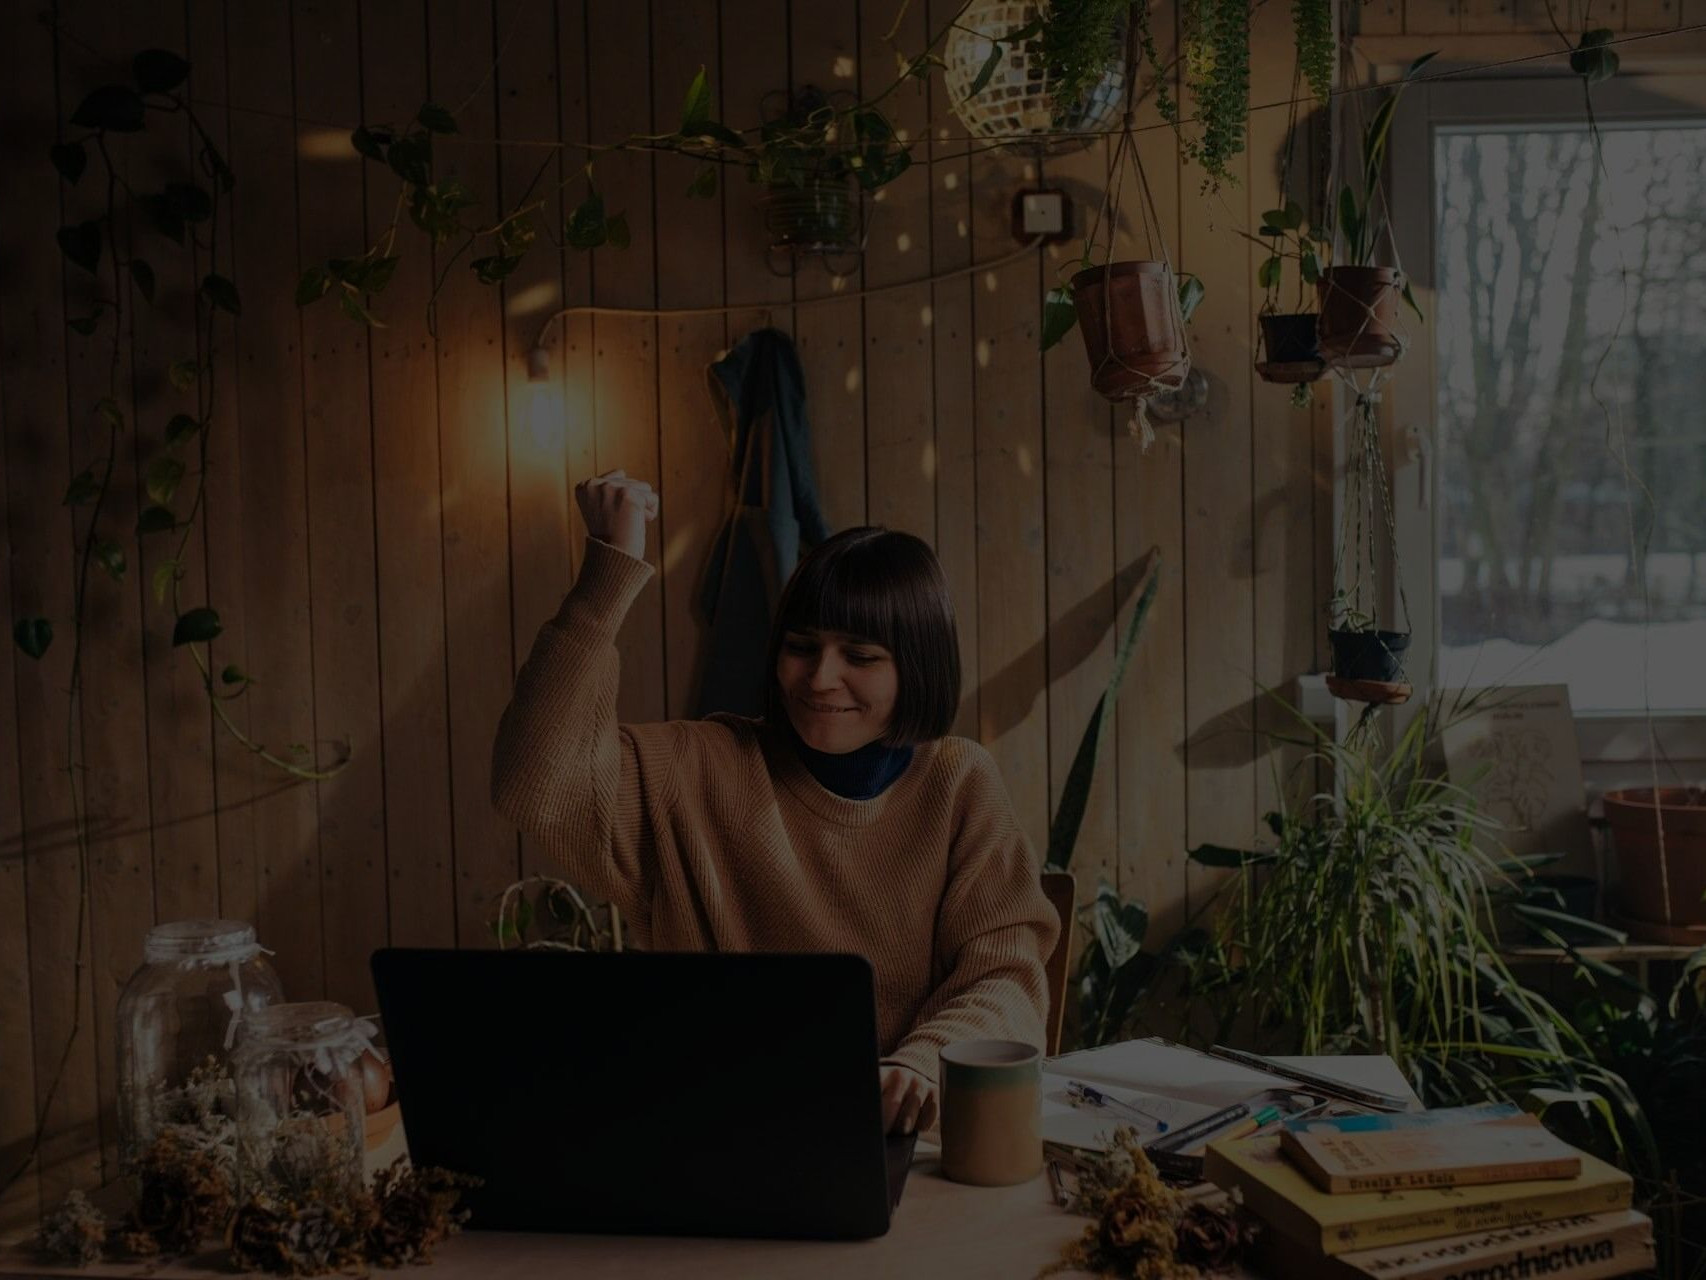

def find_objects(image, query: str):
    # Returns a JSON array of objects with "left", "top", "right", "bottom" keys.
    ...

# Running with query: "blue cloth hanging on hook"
[{"left": 694, "top": 327, "right": 831, "bottom": 718}]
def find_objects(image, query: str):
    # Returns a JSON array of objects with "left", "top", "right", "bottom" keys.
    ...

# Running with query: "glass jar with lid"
[
  {"left": 115, "top": 919, "right": 283, "bottom": 1163},
  {"left": 233, "top": 1001, "right": 375, "bottom": 1200}
]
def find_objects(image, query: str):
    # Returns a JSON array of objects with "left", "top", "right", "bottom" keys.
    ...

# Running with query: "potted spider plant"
[
  {"left": 1249, "top": 199, "right": 1327, "bottom": 387},
  {"left": 1317, "top": 53, "right": 1434, "bottom": 368}
]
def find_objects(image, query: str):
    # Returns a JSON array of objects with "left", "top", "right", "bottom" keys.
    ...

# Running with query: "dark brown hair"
[{"left": 765, "top": 527, "right": 961, "bottom": 746}]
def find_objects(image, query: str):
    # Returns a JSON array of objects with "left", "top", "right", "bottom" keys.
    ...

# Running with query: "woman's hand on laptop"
[{"left": 880, "top": 1064, "right": 938, "bottom": 1135}]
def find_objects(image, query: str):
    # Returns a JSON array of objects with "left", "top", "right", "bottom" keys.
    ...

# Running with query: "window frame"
[{"left": 1369, "top": 52, "right": 1706, "bottom": 772}]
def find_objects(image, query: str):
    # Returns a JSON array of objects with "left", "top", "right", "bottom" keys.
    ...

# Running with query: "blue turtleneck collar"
[{"left": 777, "top": 716, "right": 914, "bottom": 800}]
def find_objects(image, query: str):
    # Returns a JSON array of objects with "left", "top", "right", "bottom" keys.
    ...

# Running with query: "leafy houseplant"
[
  {"left": 1251, "top": 199, "right": 1328, "bottom": 395},
  {"left": 1317, "top": 52, "right": 1435, "bottom": 368}
]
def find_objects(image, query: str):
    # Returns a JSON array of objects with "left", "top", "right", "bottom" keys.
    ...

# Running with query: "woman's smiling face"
[{"left": 776, "top": 628, "right": 899, "bottom": 754}]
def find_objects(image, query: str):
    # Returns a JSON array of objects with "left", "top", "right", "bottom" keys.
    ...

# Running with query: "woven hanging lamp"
[{"left": 943, "top": 0, "right": 1125, "bottom": 152}]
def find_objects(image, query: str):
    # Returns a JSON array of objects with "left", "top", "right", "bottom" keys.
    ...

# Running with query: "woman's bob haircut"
[{"left": 765, "top": 526, "right": 961, "bottom": 746}]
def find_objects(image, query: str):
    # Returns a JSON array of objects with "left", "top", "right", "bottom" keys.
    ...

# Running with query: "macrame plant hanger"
[
  {"left": 1077, "top": 22, "right": 1193, "bottom": 447},
  {"left": 1322, "top": 54, "right": 1416, "bottom": 707},
  {"left": 1253, "top": 59, "right": 1328, "bottom": 390}
]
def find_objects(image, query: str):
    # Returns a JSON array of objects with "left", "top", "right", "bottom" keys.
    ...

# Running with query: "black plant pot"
[
  {"left": 1328, "top": 628, "right": 1411, "bottom": 682},
  {"left": 1260, "top": 313, "right": 1320, "bottom": 364}
]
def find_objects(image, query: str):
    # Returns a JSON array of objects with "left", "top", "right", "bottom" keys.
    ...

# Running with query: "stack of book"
[{"left": 1203, "top": 1103, "right": 1654, "bottom": 1280}]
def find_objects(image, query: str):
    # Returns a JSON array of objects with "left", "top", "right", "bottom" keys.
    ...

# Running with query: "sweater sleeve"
[
  {"left": 880, "top": 752, "right": 1060, "bottom": 1083},
  {"left": 490, "top": 538, "right": 661, "bottom": 924}
]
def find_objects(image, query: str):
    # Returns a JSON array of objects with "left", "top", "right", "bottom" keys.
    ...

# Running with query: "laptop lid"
[{"left": 370, "top": 948, "right": 895, "bottom": 1240}]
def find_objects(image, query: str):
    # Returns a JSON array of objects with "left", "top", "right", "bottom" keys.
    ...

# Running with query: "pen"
[
  {"left": 1065, "top": 1080, "right": 1170, "bottom": 1132},
  {"left": 1216, "top": 1105, "right": 1282, "bottom": 1142}
]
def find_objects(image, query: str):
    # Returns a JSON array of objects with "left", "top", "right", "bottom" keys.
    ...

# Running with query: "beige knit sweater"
[{"left": 490, "top": 538, "right": 1059, "bottom": 1082}]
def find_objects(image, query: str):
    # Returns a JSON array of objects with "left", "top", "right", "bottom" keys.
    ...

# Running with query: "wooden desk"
[{"left": 1, "top": 1052, "right": 1416, "bottom": 1280}]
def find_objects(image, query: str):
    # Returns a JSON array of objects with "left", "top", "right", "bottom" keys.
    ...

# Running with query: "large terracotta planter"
[
  {"left": 1071, "top": 261, "right": 1187, "bottom": 402},
  {"left": 1316, "top": 266, "right": 1401, "bottom": 368},
  {"left": 1604, "top": 787, "right": 1706, "bottom": 937}
]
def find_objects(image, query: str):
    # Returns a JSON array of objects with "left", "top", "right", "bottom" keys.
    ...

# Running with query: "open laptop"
[{"left": 370, "top": 948, "right": 915, "bottom": 1241}]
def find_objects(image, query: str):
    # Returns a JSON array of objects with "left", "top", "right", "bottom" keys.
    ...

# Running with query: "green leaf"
[
  {"left": 50, "top": 142, "right": 87, "bottom": 185},
  {"left": 351, "top": 125, "right": 393, "bottom": 161},
  {"left": 1570, "top": 30, "right": 1619, "bottom": 83},
  {"left": 337, "top": 289, "right": 384, "bottom": 327},
  {"left": 1260, "top": 208, "right": 1289, "bottom": 231},
  {"left": 56, "top": 221, "right": 102, "bottom": 273},
  {"left": 1039, "top": 285, "right": 1077, "bottom": 353},
  {"left": 1189, "top": 843, "right": 1279, "bottom": 868},
  {"left": 70, "top": 84, "right": 146, "bottom": 132},
  {"left": 130, "top": 259, "right": 156, "bottom": 303},
  {"left": 165, "top": 413, "right": 202, "bottom": 447},
  {"left": 1338, "top": 186, "right": 1362, "bottom": 262},
  {"left": 96, "top": 397, "right": 124, "bottom": 429},
  {"left": 680, "top": 66, "right": 713, "bottom": 132},
  {"left": 690, "top": 121, "right": 745, "bottom": 147},
  {"left": 1511, "top": 903, "right": 1629, "bottom": 945},
  {"left": 153, "top": 559, "right": 180, "bottom": 605},
  {"left": 362, "top": 255, "right": 400, "bottom": 294},
  {"left": 93, "top": 538, "right": 126, "bottom": 581},
  {"left": 201, "top": 273, "right": 241, "bottom": 315},
  {"left": 63, "top": 469, "right": 100, "bottom": 506},
  {"left": 172, "top": 606, "right": 222, "bottom": 646},
  {"left": 1177, "top": 273, "right": 1206, "bottom": 325},
  {"left": 1283, "top": 199, "right": 1305, "bottom": 229},
  {"left": 68, "top": 313, "right": 101, "bottom": 337},
  {"left": 201, "top": 144, "right": 235, "bottom": 193},
  {"left": 471, "top": 253, "right": 522, "bottom": 284},
  {"left": 133, "top": 49, "right": 191, "bottom": 94},
  {"left": 1257, "top": 254, "right": 1282, "bottom": 290},
  {"left": 1088, "top": 882, "right": 1149, "bottom": 971},
  {"left": 604, "top": 211, "right": 631, "bottom": 250},
  {"left": 139, "top": 193, "right": 185, "bottom": 245},
  {"left": 136, "top": 505, "right": 177, "bottom": 536},
  {"left": 296, "top": 265, "right": 333, "bottom": 306},
  {"left": 221, "top": 664, "right": 247, "bottom": 685},
  {"left": 1400, "top": 277, "right": 1424, "bottom": 321},
  {"left": 416, "top": 101, "right": 458, "bottom": 134},
  {"left": 146, "top": 455, "right": 186, "bottom": 507},
  {"left": 1406, "top": 50, "right": 1439, "bottom": 79},
  {"left": 1300, "top": 250, "right": 1320, "bottom": 284},
  {"left": 408, "top": 179, "right": 477, "bottom": 243},
  {"left": 686, "top": 164, "right": 718, "bottom": 199},
  {"left": 1003, "top": 16, "right": 1045, "bottom": 41},
  {"left": 13, "top": 618, "right": 52, "bottom": 660},
  {"left": 168, "top": 359, "right": 198, "bottom": 391},
  {"left": 386, "top": 133, "right": 433, "bottom": 186},
  {"left": 565, "top": 189, "right": 607, "bottom": 250},
  {"left": 967, "top": 39, "right": 1005, "bottom": 98}
]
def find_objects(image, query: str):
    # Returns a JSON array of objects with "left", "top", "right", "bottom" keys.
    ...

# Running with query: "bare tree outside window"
[{"left": 1434, "top": 123, "right": 1706, "bottom": 712}]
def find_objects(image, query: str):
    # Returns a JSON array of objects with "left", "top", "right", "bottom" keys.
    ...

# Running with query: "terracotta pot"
[
  {"left": 1316, "top": 266, "right": 1401, "bottom": 368},
  {"left": 1070, "top": 261, "right": 1187, "bottom": 402},
  {"left": 1604, "top": 787, "right": 1706, "bottom": 931}
]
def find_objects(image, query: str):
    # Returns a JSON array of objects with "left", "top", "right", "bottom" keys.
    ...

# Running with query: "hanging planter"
[
  {"left": 1257, "top": 312, "right": 1323, "bottom": 383},
  {"left": 1070, "top": 261, "right": 1187, "bottom": 403},
  {"left": 1317, "top": 266, "right": 1402, "bottom": 369},
  {"left": 761, "top": 172, "right": 859, "bottom": 257},
  {"left": 1248, "top": 201, "right": 1326, "bottom": 388}
]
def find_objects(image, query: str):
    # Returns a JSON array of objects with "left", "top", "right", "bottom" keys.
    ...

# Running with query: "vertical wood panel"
[
  {"left": 924, "top": 0, "right": 980, "bottom": 740},
  {"left": 1405, "top": 0, "right": 1464, "bottom": 34},
  {"left": 1116, "top": 50, "right": 1189, "bottom": 940},
  {"left": 7, "top": 2, "right": 101, "bottom": 1210},
  {"left": 1250, "top": 0, "right": 1321, "bottom": 824},
  {"left": 860, "top": 4, "right": 935, "bottom": 541},
  {"left": 229, "top": 0, "right": 323, "bottom": 1000},
  {"left": 1622, "top": 0, "right": 1678, "bottom": 28},
  {"left": 558, "top": 0, "right": 597, "bottom": 565},
  {"left": 121, "top": 0, "right": 221, "bottom": 931},
  {"left": 654, "top": 0, "right": 728, "bottom": 721},
  {"left": 0, "top": 2, "right": 62, "bottom": 1222},
  {"left": 587, "top": 0, "right": 667, "bottom": 722},
  {"left": 363, "top": 0, "right": 456, "bottom": 948},
  {"left": 970, "top": 146, "right": 1049, "bottom": 850},
  {"left": 58, "top": 0, "right": 161, "bottom": 1187},
  {"left": 294, "top": 0, "right": 388, "bottom": 1016},
  {"left": 1181, "top": 22, "right": 1259, "bottom": 918},
  {"left": 790, "top": 3, "right": 866, "bottom": 531},
  {"left": 720, "top": 0, "right": 794, "bottom": 343},
  {"left": 1042, "top": 136, "right": 1119, "bottom": 897},
  {"left": 429, "top": 0, "right": 522, "bottom": 946},
  {"left": 189, "top": 0, "right": 261, "bottom": 938},
  {"left": 499, "top": 0, "right": 571, "bottom": 887}
]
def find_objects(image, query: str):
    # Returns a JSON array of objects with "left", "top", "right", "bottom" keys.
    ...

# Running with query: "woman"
[{"left": 492, "top": 470, "right": 1058, "bottom": 1136}]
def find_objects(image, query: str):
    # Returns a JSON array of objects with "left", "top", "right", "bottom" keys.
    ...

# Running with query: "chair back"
[{"left": 1040, "top": 870, "right": 1076, "bottom": 1057}]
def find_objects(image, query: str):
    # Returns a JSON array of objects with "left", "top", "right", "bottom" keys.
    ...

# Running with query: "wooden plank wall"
[{"left": 15, "top": 0, "right": 1690, "bottom": 1223}]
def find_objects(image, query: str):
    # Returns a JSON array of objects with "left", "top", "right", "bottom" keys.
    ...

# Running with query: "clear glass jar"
[
  {"left": 233, "top": 1002, "right": 375, "bottom": 1200},
  {"left": 115, "top": 919, "right": 283, "bottom": 1163}
]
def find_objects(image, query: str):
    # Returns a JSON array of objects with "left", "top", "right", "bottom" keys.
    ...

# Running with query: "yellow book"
[
  {"left": 1280, "top": 1115, "right": 1583, "bottom": 1193},
  {"left": 1204, "top": 1135, "right": 1632, "bottom": 1256}
]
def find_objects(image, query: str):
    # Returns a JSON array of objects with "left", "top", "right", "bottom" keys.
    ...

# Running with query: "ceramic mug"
[{"left": 939, "top": 1039, "right": 1043, "bottom": 1186}]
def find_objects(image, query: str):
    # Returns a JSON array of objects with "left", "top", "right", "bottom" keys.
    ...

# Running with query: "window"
[{"left": 1387, "top": 70, "right": 1706, "bottom": 737}]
